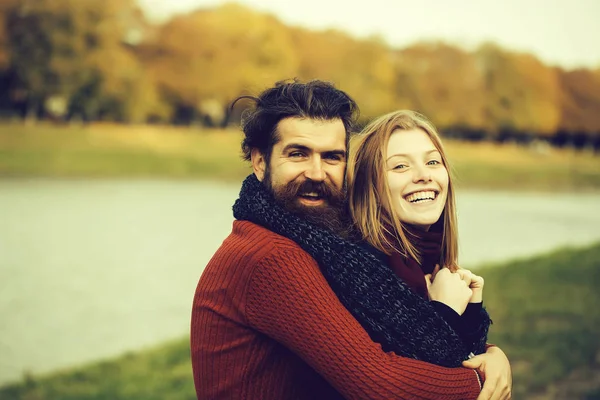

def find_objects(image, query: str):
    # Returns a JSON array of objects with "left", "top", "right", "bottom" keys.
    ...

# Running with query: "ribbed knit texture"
[
  {"left": 191, "top": 221, "right": 482, "bottom": 399},
  {"left": 232, "top": 174, "right": 490, "bottom": 365}
]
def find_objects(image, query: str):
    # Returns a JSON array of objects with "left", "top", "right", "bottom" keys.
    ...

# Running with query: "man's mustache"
[
  {"left": 295, "top": 180, "right": 332, "bottom": 197},
  {"left": 283, "top": 178, "right": 344, "bottom": 204}
]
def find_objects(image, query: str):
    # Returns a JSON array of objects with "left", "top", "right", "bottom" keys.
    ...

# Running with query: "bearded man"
[{"left": 190, "top": 80, "right": 511, "bottom": 400}]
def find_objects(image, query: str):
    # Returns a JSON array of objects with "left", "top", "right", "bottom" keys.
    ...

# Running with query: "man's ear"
[{"left": 251, "top": 148, "right": 266, "bottom": 182}]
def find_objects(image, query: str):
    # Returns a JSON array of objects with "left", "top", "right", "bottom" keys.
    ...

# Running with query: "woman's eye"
[
  {"left": 427, "top": 160, "right": 441, "bottom": 165},
  {"left": 393, "top": 164, "right": 407, "bottom": 170}
]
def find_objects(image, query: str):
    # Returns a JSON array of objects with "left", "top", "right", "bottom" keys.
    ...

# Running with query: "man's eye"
[
  {"left": 325, "top": 154, "right": 343, "bottom": 161},
  {"left": 289, "top": 152, "right": 305, "bottom": 158}
]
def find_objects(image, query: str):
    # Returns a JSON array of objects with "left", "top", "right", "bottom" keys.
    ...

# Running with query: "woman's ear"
[{"left": 251, "top": 148, "right": 266, "bottom": 182}]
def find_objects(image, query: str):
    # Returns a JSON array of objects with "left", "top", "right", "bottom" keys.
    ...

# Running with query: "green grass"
[
  {"left": 2, "top": 122, "right": 600, "bottom": 191},
  {"left": 482, "top": 243, "right": 600, "bottom": 398},
  {"left": 0, "top": 339, "right": 195, "bottom": 400},
  {"left": 0, "top": 123, "right": 252, "bottom": 181},
  {"left": 1, "top": 243, "right": 599, "bottom": 399}
]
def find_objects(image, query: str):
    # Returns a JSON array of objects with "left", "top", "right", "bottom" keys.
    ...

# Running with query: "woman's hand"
[
  {"left": 425, "top": 266, "right": 472, "bottom": 315},
  {"left": 456, "top": 269, "right": 485, "bottom": 303}
]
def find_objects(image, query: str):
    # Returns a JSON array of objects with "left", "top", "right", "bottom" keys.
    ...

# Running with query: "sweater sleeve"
[
  {"left": 430, "top": 301, "right": 490, "bottom": 354},
  {"left": 245, "top": 245, "right": 482, "bottom": 400},
  {"left": 461, "top": 303, "right": 488, "bottom": 352}
]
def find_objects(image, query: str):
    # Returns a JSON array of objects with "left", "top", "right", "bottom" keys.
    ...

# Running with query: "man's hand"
[{"left": 462, "top": 346, "right": 512, "bottom": 400}]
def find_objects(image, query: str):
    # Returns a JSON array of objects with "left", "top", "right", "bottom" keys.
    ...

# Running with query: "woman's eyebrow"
[{"left": 386, "top": 149, "right": 439, "bottom": 162}]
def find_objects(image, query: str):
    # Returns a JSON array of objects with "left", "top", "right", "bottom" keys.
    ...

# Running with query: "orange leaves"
[{"left": 1, "top": 2, "right": 599, "bottom": 135}]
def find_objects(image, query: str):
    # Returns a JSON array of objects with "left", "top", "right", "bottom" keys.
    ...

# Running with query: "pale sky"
[{"left": 137, "top": 0, "right": 600, "bottom": 69}]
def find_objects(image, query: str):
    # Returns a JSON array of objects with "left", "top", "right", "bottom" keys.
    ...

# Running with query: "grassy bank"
[
  {"left": 482, "top": 243, "right": 600, "bottom": 399},
  {"left": 1, "top": 122, "right": 599, "bottom": 191},
  {"left": 0, "top": 123, "right": 251, "bottom": 181},
  {"left": 0, "top": 338, "right": 194, "bottom": 400},
  {"left": 1, "top": 243, "right": 599, "bottom": 399}
]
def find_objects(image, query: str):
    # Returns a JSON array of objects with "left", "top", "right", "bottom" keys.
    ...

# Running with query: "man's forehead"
[{"left": 275, "top": 117, "right": 347, "bottom": 150}]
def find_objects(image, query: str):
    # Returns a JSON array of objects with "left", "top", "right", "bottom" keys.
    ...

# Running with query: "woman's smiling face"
[{"left": 385, "top": 128, "right": 449, "bottom": 231}]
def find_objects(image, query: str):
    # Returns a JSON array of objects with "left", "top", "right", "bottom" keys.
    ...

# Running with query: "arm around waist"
[{"left": 246, "top": 246, "right": 482, "bottom": 400}]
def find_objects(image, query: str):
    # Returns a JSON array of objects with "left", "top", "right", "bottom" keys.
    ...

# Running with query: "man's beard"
[{"left": 263, "top": 169, "right": 351, "bottom": 237}]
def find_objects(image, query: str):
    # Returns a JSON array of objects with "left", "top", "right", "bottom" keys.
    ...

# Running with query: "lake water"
[{"left": 1, "top": 179, "right": 599, "bottom": 385}]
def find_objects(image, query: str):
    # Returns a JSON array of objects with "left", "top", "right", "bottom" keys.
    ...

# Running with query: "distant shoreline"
[{"left": 1, "top": 123, "right": 599, "bottom": 192}]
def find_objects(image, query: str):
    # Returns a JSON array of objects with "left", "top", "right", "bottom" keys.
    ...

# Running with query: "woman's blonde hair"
[{"left": 348, "top": 110, "right": 459, "bottom": 268}]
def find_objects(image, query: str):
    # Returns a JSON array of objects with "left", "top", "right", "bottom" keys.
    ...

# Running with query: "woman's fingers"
[
  {"left": 455, "top": 269, "right": 484, "bottom": 289},
  {"left": 471, "top": 274, "right": 484, "bottom": 289},
  {"left": 427, "top": 268, "right": 473, "bottom": 314},
  {"left": 456, "top": 269, "right": 473, "bottom": 285}
]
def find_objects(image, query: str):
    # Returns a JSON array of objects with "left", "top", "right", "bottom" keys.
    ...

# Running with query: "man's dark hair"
[{"left": 232, "top": 79, "right": 359, "bottom": 162}]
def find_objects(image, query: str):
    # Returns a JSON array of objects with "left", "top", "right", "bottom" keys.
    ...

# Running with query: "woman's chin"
[{"left": 402, "top": 214, "right": 442, "bottom": 230}]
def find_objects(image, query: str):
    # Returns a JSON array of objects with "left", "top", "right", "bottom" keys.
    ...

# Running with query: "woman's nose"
[{"left": 412, "top": 165, "right": 432, "bottom": 183}]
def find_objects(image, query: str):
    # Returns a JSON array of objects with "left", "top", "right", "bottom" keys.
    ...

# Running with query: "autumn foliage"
[{"left": 0, "top": 2, "right": 599, "bottom": 147}]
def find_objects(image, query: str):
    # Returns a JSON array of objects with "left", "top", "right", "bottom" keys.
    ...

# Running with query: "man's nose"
[{"left": 304, "top": 158, "right": 326, "bottom": 182}]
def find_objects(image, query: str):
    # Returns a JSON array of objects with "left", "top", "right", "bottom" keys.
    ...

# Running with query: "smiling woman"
[
  {"left": 386, "top": 129, "right": 449, "bottom": 230},
  {"left": 348, "top": 110, "right": 510, "bottom": 398},
  {"left": 349, "top": 111, "right": 459, "bottom": 265}
]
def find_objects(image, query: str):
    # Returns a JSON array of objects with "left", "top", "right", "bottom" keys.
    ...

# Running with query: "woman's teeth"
[{"left": 405, "top": 191, "right": 436, "bottom": 203}]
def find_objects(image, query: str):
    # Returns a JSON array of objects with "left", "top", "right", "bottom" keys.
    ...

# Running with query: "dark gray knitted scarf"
[{"left": 233, "top": 174, "right": 490, "bottom": 367}]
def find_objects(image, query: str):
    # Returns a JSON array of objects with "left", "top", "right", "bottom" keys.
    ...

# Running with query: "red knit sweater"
[{"left": 191, "top": 221, "right": 482, "bottom": 399}]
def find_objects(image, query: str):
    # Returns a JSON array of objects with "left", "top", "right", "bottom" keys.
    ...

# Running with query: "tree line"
[{"left": 1, "top": 1, "right": 599, "bottom": 149}]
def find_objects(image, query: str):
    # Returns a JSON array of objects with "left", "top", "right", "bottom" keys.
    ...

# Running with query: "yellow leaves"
[
  {"left": 290, "top": 29, "right": 397, "bottom": 119},
  {"left": 143, "top": 3, "right": 300, "bottom": 110},
  {"left": 394, "top": 42, "right": 487, "bottom": 129},
  {"left": 2, "top": 1, "right": 599, "bottom": 134},
  {"left": 475, "top": 45, "right": 562, "bottom": 135},
  {"left": 558, "top": 68, "right": 600, "bottom": 133}
]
